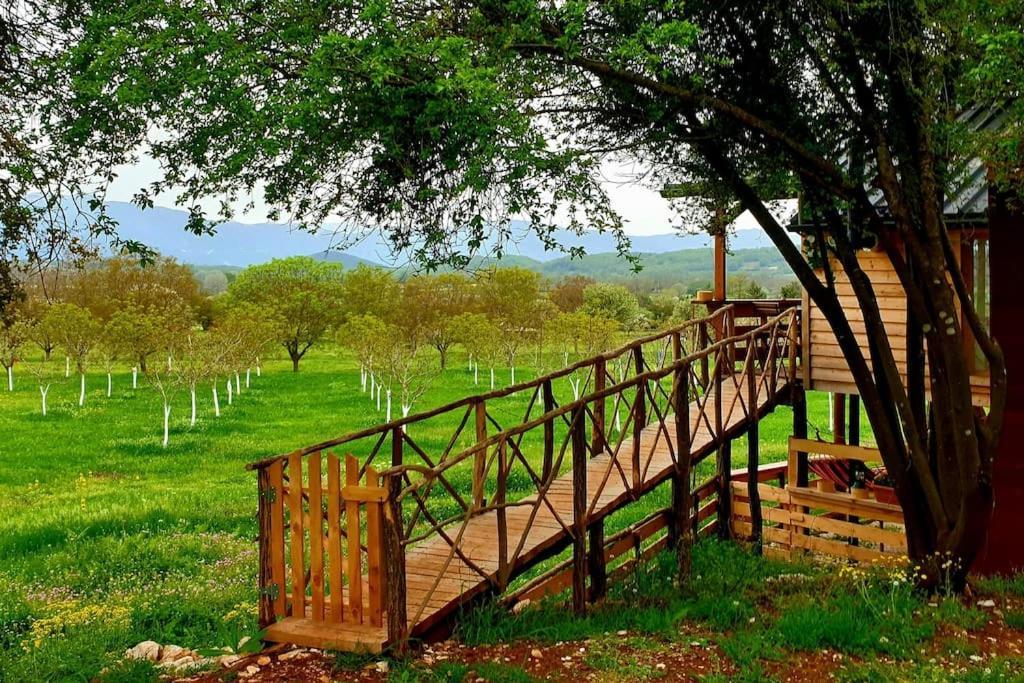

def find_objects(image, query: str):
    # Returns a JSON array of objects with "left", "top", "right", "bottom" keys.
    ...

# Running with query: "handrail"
[
  {"left": 246, "top": 304, "right": 737, "bottom": 470},
  {"left": 384, "top": 308, "right": 798, "bottom": 491}
]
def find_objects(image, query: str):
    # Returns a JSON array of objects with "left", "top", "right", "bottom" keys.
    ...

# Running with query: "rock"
[
  {"left": 530, "top": 649, "right": 543, "bottom": 659},
  {"left": 256, "top": 655, "right": 271, "bottom": 666},
  {"left": 512, "top": 599, "right": 532, "bottom": 615},
  {"left": 126, "top": 641, "right": 161, "bottom": 662},
  {"left": 242, "top": 664, "right": 260, "bottom": 677},
  {"left": 655, "top": 663, "right": 666, "bottom": 670},
  {"left": 422, "top": 655, "right": 435, "bottom": 665},
  {"left": 375, "top": 660, "right": 390, "bottom": 673},
  {"left": 978, "top": 599, "right": 997, "bottom": 608},
  {"left": 616, "top": 630, "right": 628, "bottom": 637},
  {"left": 159, "top": 645, "right": 187, "bottom": 663},
  {"left": 219, "top": 654, "right": 241, "bottom": 668},
  {"left": 279, "top": 649, "right": 307, "bottom": 661}
]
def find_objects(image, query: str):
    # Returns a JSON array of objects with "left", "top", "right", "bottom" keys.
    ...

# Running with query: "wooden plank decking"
[{"left": 264, "top": 378, "right": 790, "bottom": 652}]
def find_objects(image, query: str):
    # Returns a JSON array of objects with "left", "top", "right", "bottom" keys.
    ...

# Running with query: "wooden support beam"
[
  {"left": 831, "top": 392, "right": 847, "bottom": 444},
  {"left": 473, "top": 400, "right": 487, "bottom": 509},
  {"left": 571, "top": 405, "right": 588, "bottom": 616},
  {"left": 714, "top": 232, "right": 727, "bottom": 301},
  {"left": 747, "top": 361, "right": 762, "bottom": 554},
  {"left": 542, "top": 380, "right": 555, "bottom": 482},
  {"left": 848, "top": 395, "right": 860, "bottom": 446},
  {"left": 592, "top": 357, "right": 606, "bottom": 457},
  {"left": 588, "top": 520, "right": 606, "bottom": 602},
  {"left": 257, "top": 465, "right": 275, "bottom": 629},
  {"left": 792, "top": 382, "right": 808, "bottom": 488},
  {"left": 671, "top": 360, "right": 693, "bottom": 579},
  {"left": 632, "top": 346, "right": 645, "bottom": 491},
  {"left": 383, "top": 470, "right": 408, "bottom": 655}
]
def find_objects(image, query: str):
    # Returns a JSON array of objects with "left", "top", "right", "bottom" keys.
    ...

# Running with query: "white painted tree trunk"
[
  {"left": 213, "top": 384, "right": 221, "bottom": 417},
  {"left": 376, "top": 384, "right": 382, "bottom": 411},
  {"left": 235, "top": 372, "right": 241, "bottom": 394},
  {"left": 40, "top": 385, "right": 49, "bottom": 416},
  {"left": 227, "top": 378, "right": 233, "bottom": 405},
  {"left": 78, "top": 373, "right": 86, "bottom": 407},
  {"left": 162, "top": 403, "right": 171, "bottom": 448},
  {"left": 256, "top": 358, "right": 261, "bottom": 377},
  {"left": 245, "top": 368, "right": 251, "bottom": 388},
  {"left": 402, "top": 404, "right": 411, "bottom": 417},
  {"left": 510, "top": 366, "right": 516, "bottom": 385},
  {"left": 132, "top": 367, "right": 138, "bottom": 389},
  {"left": 65, "top": 356, "right": 70, "bottom": 377},
  {"left": 6, "top": 366, "right": 12, "bottom": 391},
  {"left": 360, "top": 366, "right": 366, "bottom": 391},
  {"left": 190, "top": 388, "right": 197, "bottom": 426},
  {"left": 468, "top": 354, "right": 473, "bottom": 372},
  {"left": 385, "top": 389, "right": 392, "bottom": 422},
  {"left": 570, "top": 377, "right": 580, "bottom": 400},
  {"left": 370, "top": 373, "right": 376, "bottom": 400},
  {"left": 167, "top": 354, "right": 173, "bottom": 371},
  {"left": 490, "top": 367, "right": 495, "bottom": 390},
  {"left": 615, "top": 407, "right": 622, "bottom": 433},
  {"left": 107, "top": 372, "right": 112, "bottom": 397},
  {"left": 564, "top": 351, "right": 569, "bottom": 365}
]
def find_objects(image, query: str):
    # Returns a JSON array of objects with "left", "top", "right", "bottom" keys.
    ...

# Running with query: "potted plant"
[
  {"left": 851, "top": 470, "right": 870, "bottom": 499},
  {"left": 871, "top": 471, "right": 899, "bottom": 505}
]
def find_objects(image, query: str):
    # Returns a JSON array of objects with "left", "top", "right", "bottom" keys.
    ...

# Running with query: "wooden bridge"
[{"left": 248, "top": 304, "right": 802, "bottom": 653}]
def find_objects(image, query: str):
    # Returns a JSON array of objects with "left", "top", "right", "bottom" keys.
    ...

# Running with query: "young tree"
[
  {"left": 339, "top": 314, "right": 390, "bottom": 394},
  {"left": 228, "top": 257, "right": 345, "bottom": 372},
  {"left": 46, "top": 303, "right": 100, "bottom": 407},
  {"left": 47, "top": 1, "right": 1021, "bottom": 584},
  {"left": 452, "top": 313, "right": 503, "bottom": 390},
  {"left": 94, "top": 332, "right": 119, "bottom": 398},
  {"left": 480, "top": 268, "right": 543, "bottom": 385},
  {"left": 145, "top": 358, "right": 181, "bottom": 448},
  {"left": 582, "top": 283, "right": 643, "bottom": 330},
  {"left": 24, "top": 345, "right": 63, "bottom": 416},
  {"left": 401, "top": 273, "right": 476, "bottom": 369},
  {"left": 107, "top": 302, "right": 192, "bottom": 379},
  {"left": 379, "top": 335, "right": 434, "bottom": 422},
  {"left": 175, "top": 331, "right": 217, "bottom": 426},
  {"left": 0, "top": 319, "right": 27, "bottom": 391}
]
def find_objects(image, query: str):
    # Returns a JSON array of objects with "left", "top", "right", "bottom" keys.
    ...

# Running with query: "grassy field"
[{"left": 0, "top": 344, "right": 845, "bottom": 681}]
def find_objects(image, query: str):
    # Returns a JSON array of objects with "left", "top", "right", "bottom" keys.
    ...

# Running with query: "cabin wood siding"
[{"left": 803, "top": 248, "right": 990, "bottom": 406}]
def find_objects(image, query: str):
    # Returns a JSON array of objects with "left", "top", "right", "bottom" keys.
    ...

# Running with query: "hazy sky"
[{"left": 105, "top": 154, "right": 792, "bottom": 236}]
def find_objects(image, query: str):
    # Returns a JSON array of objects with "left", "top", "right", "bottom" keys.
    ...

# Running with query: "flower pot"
[
  {"left": 872, "top": 485, "right": 899, "bottom": 506},
  {"left": 816, "top": 479, "right": 836, "bottom": 494}
]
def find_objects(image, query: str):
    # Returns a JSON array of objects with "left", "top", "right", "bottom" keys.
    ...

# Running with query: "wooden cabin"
[{"left": 701, "top": 170, "right": 1023, "bottom": 574}]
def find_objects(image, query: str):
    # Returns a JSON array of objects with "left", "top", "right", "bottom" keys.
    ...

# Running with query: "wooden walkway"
[{"left": 263, "top": 378, "right": 790, "bottom": 651}]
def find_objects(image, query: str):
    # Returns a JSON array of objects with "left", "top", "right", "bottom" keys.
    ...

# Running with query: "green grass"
[{"left": 0, "top": 343, "right": 848, "bottom": 681}]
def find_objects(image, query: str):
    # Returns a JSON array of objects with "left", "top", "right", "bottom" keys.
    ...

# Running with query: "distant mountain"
[{"left": 88, "top": 201, "right": 782, "bottom": 267}]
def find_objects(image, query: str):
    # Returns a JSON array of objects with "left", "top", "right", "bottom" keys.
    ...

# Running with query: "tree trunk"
[
  {"left": 107, "top": 372, "right": 112, "bottom": 397},
  {"left": 490, "top": 367, "right": 495, "bottom": 390},
  {"left": 65, "top": 356, "right": 70, "bottom": 378},
  {"left": 438, "top": 346, "right": 448, "bottom": 370},
  {"left": 132, "top": 366, "right": 138, "bottom": 388},
  {"left": 227, "top": 377, "right": 233, "bottom": 405},
  {"left": 162, "top": 403, "right": 171, "bottom": 448},
  {"left": 78, "top": 372, "right": 86, "bottom": 407},
  {"left": 246, "top": 368, "right": 250, "bottom": 388},
  {"left": 6, "top": 366, "right": 12, "bottom": 391},
  {"left": 40, "top": 385, "right": 48, "bottom": 416},
  {"left": 235, "top": 372, "right": 241, "bottom": 395},
  {"left": 190, "top": 388, "right": 197, "bottom": 426},
  {"left": 386, "top": 389, "right": 392, "bottom": 422},
  {"left": 256, "top": 358, "right": 261, "bottom": 377},
  {"left": 139, "top": 355, "right": 148, "bottom": 373},
  {"left": 213, "top": 383, "right": 220, "bottom": 417},
  {"left": 290, "top": 350, "right": 301, "bottom": 372},
  {"left": 510, "top": 366, "right": 516, "bottom": 385}
]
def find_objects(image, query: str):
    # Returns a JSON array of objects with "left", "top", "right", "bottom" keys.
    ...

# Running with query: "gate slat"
[
  {"left": 288, "top": 453, "right": 306, "bottom": 618},
  {"left": 345, "top": 454, "right": 364, "bottom": 623},
  {"left": 327, "top": 453, "right": 344, "bottom": 623},
  {"left": 308, "top": 456, "right": 325, "bottom": 621},
  {"left": 366, "top": 468, "right": 383, "bottom": 626},
  {"left": 268, "top": 459, "right": 287, "bottom": 618}
]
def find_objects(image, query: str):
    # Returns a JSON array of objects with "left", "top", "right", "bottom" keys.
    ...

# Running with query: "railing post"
[
  {"left": 542, "top": 380, "right": 555, "bottom": 482},
  {"left": 715, "top": 353, "right": 731, "bottom": 540},
  {"left": 496, "top": 438, "right": 509, "bottom": 588},
  {"left": 384, "top": 428, "right": 408, "bottom": 654},
  {"left": 699, "top": 321, "right": 710, "bottom": 388},
  {"left": 588, "top": 520, "right": 606, "bottom": 602},
  {"left": 671, "top": 360, "right": 693, "bottom": 581},
  {"left": 571, "top": 404, "right": 588, "bottom": 616},
  {"left": 631, "top": 346, "right": 645, "bottom": 491},
  {"left": 592, "top": 357, "right": 606, "bottom": 457},
  {"left": 747, "top": 355, "right": 763, "bottom": 554},
  {"left": 473, "top": 399, "right": 487, "bottom": 509}
]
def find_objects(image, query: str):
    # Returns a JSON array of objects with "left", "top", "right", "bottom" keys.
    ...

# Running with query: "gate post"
[
  {"left": 571, "top": 404, "right": 588, "bottom": 616},
  {"left": 385, "top": 429, "right": 408, "bottom": 654}
]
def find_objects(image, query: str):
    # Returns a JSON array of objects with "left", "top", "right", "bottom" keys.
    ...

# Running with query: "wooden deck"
[{"left": 264, "top": 378, "right": 790, "bottom": 651}]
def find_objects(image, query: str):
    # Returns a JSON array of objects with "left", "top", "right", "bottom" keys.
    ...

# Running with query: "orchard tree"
[
  {"left": 44, "top": 0, "right": 1023, "bottom": 585},
  {"left": 548, "top": 275, "right": 596, "bottom": 313},
  {"left": 24, "top": 348, "right": 62, "bottom": 416},
  {"left": 452, "top": 313, "right": 502, "bottom": 390},
  {"left": 582, "top": 283, "right": 642, "bottom": 331},
  {"left": 480, "top": 268, "right": 543, "bottom": 385},
  {"left": 176, "top": 331, "right": 216, "bottom": 426},
  {"left": 95, "top": 332, "right": 119, "bottom": 398},
  {"left": 46, "top": 303, "right": 100, "bottom": 406},
  {"left": 0, "top": 318, "right": 28, "bottom": 391},
  {"left": 341, "top": 265, "right": 401, "bottom": 321},
  {"left": 228, "top": 257, "right": 344, "bottom": 372},
  {"left": 339, "top": 314, "right": 390, "bottom": 395},
  {"left": 402, "top": 273, "right": 477, "bottom": 369},
  {"left": 107, "top": 302, "right": 192, "bottom": 379}
]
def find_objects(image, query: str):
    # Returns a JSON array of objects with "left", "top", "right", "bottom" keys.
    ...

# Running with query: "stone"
[
  {"left": 978, "top": 599, "right": 996, "bottom": 608},
  {"left": 159, "top": 645, "right": 187, "bottom": 663},
  {"left": 256, "top": 655, "right": 272, "bottom": 666},
  {"left": 279, "top": 649, "right": 307, "bottom": 661},
  {"left": 126, "top": 641, "right": 161, "bottom": 662},
  {"left": 530, "top": 649, "right": 543, "bottom": 659},
  {"left": 512, "top": 599, "right": 532, "bottom": 615},
  {"left": 219, "top": 654, "right": 241, "bottom": 668},
  {"left": 616, "top": 630, "right": 628, "bottom": 637},
  {"left": 375, "top": 660, "right": 390, "bottom": 673}
]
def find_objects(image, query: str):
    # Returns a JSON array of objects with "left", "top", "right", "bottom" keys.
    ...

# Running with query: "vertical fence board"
[
  {"left": 345, "top": 454, "right": 364, "bottom": 623},
  {"left": 287, "top": 454, "right": 306, "bottom": 617},
  {"left": 327, "top": 453, "right": 344, "bottom": 623},
  {"left": 366, "top": 468, "right": 383, "bottom": 626},
  {"left": 268, "top": 460, "right": 287, "bottom": 620},
  {"left": 308, "top": 455, "right": 325, "bottom": 621}
]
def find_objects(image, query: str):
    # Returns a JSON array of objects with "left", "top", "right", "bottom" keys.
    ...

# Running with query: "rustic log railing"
[{"left": 249, "top": 305, "right": 800, "bottom": 652}]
